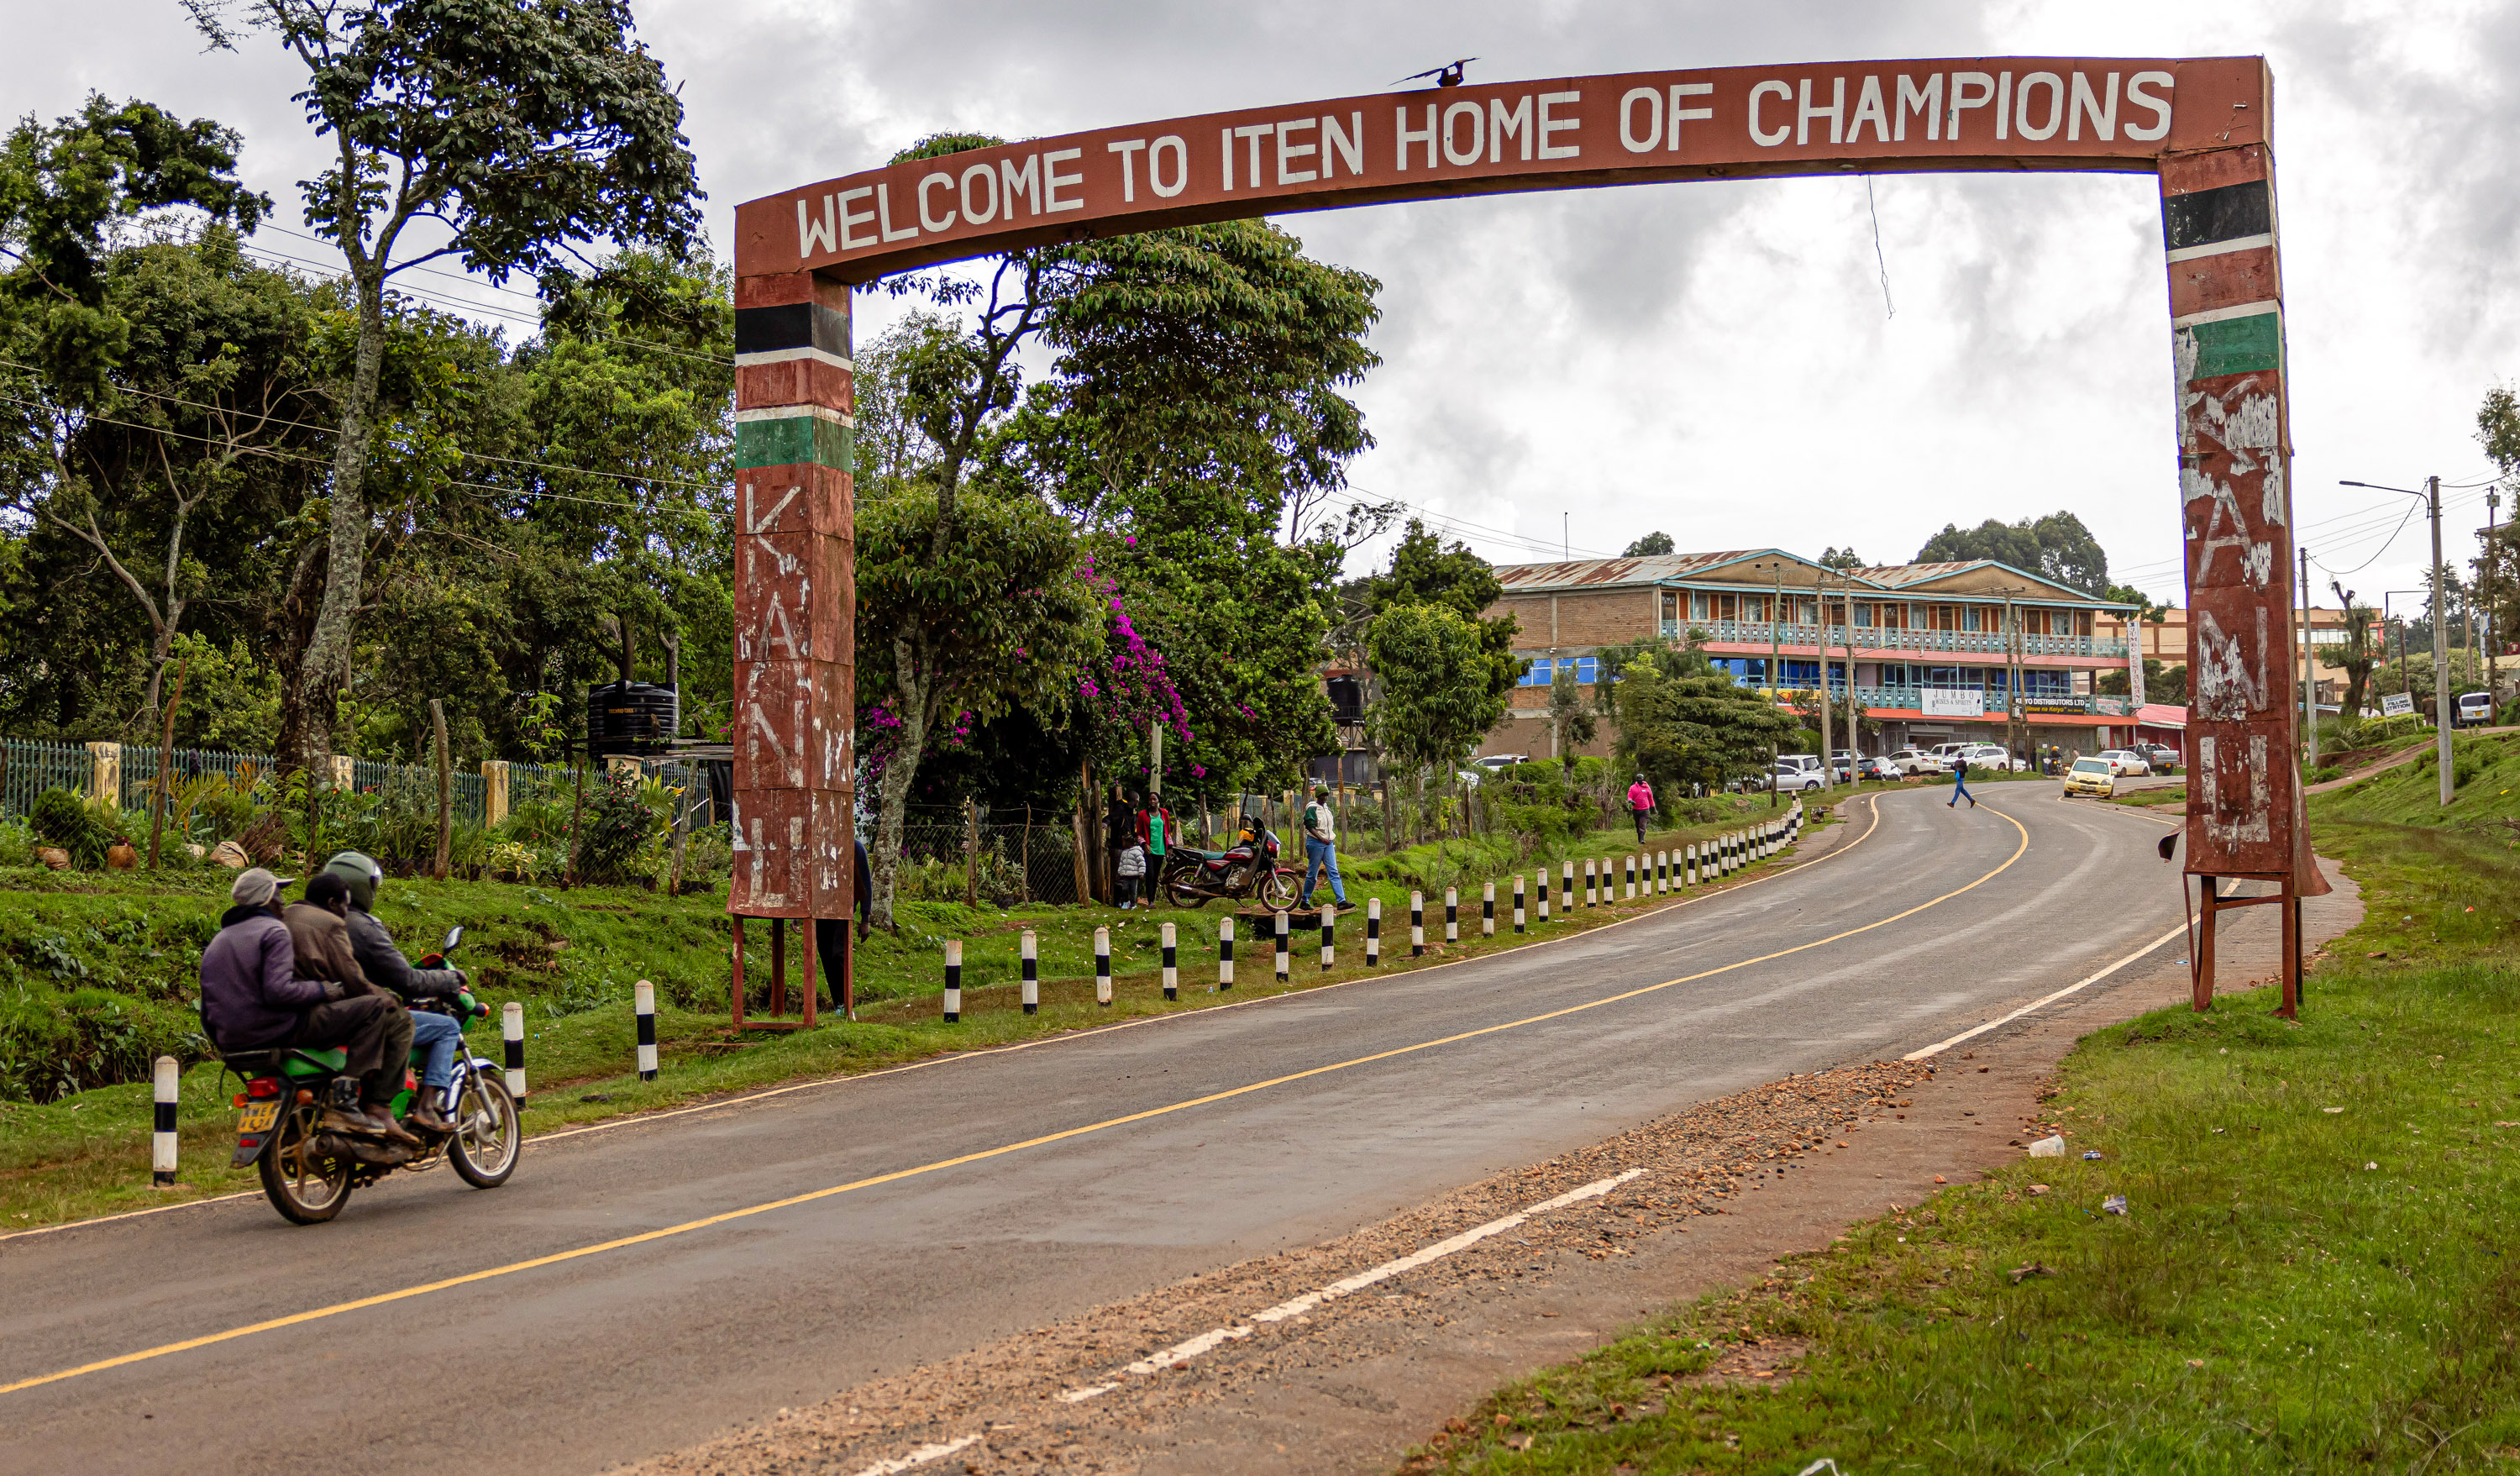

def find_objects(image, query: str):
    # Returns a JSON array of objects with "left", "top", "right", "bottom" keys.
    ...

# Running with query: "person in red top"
[{"left": 1625, "top": 773, "right": 1655, "bottom": 843}]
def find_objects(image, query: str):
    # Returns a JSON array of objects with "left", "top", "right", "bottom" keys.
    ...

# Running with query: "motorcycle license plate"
[{"left": 237, "top": 1101, "right": 279, "bottom": 1134}]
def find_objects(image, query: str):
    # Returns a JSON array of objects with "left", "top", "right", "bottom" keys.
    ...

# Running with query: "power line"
[
  {"left": 0, "top": 359, "right": 723, "bottom": 494},
  {"left": 0, "top": 395, "right": 721, "bottom": 519}
]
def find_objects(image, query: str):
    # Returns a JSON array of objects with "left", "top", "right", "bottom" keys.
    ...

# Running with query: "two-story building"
[{"left": 1478, "top": 549, "right": 2143, "bottom": 759}]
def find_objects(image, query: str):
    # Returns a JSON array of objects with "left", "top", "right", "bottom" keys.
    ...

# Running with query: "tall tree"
[
  {"left": 1917, "top": 511, "right": 2111, "bottom": 595},
  {"left": 185, "top": 0, "right": 701, "bottom": 781},
  {"left": 1622, "top": 531, "right": 1674, "bottom": 557}
]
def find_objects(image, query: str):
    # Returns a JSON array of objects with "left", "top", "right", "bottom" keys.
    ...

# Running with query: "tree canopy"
[{"left": 1916, "top": 511, "right": 2111, "bottom": 595}]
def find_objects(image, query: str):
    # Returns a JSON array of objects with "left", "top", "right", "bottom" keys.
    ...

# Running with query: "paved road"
[{"left": 1, "top": 786, "right": 2186, "bottom": 1473}]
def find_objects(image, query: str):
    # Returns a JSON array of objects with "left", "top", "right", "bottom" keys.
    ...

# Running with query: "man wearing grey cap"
[{"left": 199, "top": 867, "right": 417, "bottom": 1142}]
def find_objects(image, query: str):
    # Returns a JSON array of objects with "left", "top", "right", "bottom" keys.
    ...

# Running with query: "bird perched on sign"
[{"left": 1395, "top": 58, "right": 1476, "bottom": 87}]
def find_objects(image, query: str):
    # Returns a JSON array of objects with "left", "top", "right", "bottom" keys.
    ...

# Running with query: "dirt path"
[
  {"left": 2306, "top": 724, "right": 2517, "bottom": 795},
  {"left": 622, "top": 848, "right": 2360, "bottom": 1476}
]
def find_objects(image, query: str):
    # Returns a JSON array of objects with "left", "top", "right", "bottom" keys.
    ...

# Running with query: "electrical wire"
[
  {"left": 0, "top": 395, "right": 721, "bottom": 519},
  {"left": 0, "top": 360, "right": 723, "bottom": 494}
]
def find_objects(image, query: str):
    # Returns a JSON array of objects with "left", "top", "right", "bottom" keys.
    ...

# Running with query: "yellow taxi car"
[{"left": 2061, "top": 755, "right": 2117, "bottom": 798}]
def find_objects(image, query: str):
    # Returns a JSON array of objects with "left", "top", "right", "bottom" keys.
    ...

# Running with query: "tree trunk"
[
  {"left": 286, "top": 265, "right": 390, "bottom": 786},
  {"left": 866, "top": 627, "right": 933, "bottom": 932},
  {"left": 148, "top": 658, "right": 187, "bottom": 869},
  {"left": 1073, "top": 758, "right": 1093, "bottom": 903}
]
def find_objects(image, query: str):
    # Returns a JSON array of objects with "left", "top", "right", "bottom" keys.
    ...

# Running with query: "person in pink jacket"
[{"left": 1625, "top": 774, "right": 1655, "bottom": 843}]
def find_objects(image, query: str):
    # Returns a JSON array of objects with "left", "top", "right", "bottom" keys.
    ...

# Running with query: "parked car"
[
  {"left": 2132, "top": 741, "right": 2181, "bottom": 773},
  {"left": 1854, "top": 754, "right": 1905, "bottom": 782},
  {"left": 1958, "top": 743, "right": 2027, "bottom": 773},
  {"left": 1768, "top": 759, "right": 1826, "bottom": 793},
  {"left": 2094, "top": 749, "right": 2151, "bottom": 776},
  {"left": 1887, "top": 746, "right": 1944, "bottom": 775},
  {"left": 2456, "top": 691, "right": 2496, "bottom": 727},
  {"left": 1927, "top": 742, "right": 1974, "bottom": 771},
  {"left": 1474, "top": 754, "right": 1529, "bottom": 771},
  {"left": 2061, "top": 755, "right": 2117, "bottom": 798}
]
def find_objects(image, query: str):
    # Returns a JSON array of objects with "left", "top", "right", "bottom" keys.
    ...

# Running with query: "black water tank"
[{"left": 588, "top": 681, "right": 679, "bottom": 756}]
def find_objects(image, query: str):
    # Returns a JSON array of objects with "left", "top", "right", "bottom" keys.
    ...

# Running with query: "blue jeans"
[
  {"left": 1302, "top": 838, "right": 1346, "bottom": 905},
  {"left": 409, "top": 1009, "right": 464, "bottom": 1090},
  {"left": 1950, "top": 771, "right": 1974, "bottom": 806}
]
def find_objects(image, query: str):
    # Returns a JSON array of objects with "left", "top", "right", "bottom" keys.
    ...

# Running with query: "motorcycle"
[
  {"left": 223, "top": 927, "right": 522, "bottom": 1225},
  {"left": 1160, "top": 819, "right": 1299, "bottom": 908}
]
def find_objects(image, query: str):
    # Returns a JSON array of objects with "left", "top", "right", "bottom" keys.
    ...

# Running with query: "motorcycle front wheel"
[
  {"left": 258, "top": 1102, "right": 355, "bottom": 1225},
  {"left": 449, "top": 1073, "right": 522, "bottom": 1188},
  {"left": 1258, "top": 866, "right": 1299, "bottom": 908}
]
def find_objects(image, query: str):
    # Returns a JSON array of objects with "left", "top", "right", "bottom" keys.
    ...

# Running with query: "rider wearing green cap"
[{"left": 322, "top": 852, "right": 470, "bottom": 1132}]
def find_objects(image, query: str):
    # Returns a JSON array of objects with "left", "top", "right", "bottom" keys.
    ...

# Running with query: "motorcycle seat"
[{"left": 283, "top": 1047, "right": 349, "bottom": 1075}]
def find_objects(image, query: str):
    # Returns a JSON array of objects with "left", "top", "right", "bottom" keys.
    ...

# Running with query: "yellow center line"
[{"left": 1, "top": 800, "right": 2027, "bottom": 1399}]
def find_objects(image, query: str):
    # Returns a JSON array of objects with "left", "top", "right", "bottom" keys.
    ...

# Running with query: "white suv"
[
  {"left": 1886, "top": 746, "right": 1943, "bottom": 775},
  {"left": 1959, "top": 743, "right": 2024, "bottom": 773}
]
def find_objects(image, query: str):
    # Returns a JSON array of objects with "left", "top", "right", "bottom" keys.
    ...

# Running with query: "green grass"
[
  {"left": 0, "top": 800, "right": 1828, "bottom": 1230},
  {"left": 1404, "top": 788, "right": 2520, "bottom": 1473}
]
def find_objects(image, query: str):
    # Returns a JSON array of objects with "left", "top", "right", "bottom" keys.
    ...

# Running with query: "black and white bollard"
[
  {"left": 1160, "top": 923, "right": 1177, "bottom": 1001},
  {"left": 1624, "top": 855, "right": 1636, "bottom": 901},
  {"left": 1659, "top": 849, "right": 1671, "bottom": 892},
  {"left": 1366, "top": 897, "right": 1381, "bottom": 965},
  {"left": 634, "top": 979, "right": 658, "bottom": 1081},
  {"left": 1560, "top": 860, "right": 1573, "bottom": 914},
  {"left": 1095, "top": 926, "right": 1113, "bottom": 1006},
  {"left": 1021, "top": 929, "right": 1040, "bottom": 1015},
  {"left": 1583, "top": 859, "right": 1596, "bottom": 907},
  {"left": 501, "top": 1001, "right": 527, "bottom": 1105},
  {"left": 1481, "top": 881, "right": 1495, "bottom": 937},
  {"left": 1274, "top": 910, "right": 1290, "bottom": 982},
  {"left": 1219, "top": 917, "right": 1235, "bottom": 990},
  {"left": 1444, "top": 886, "right": 1458, "bottom": 943},
  {"left": 1410, "top": 891, "right": 1425, "bottom": 957},
  {"left": 1538, "top": 869, "right": 1551, "bottom": 923},
  {"left": 1513, "top": 874, "right": 1526, "bottom": 932},
  {"left": 944, "top": 939, "right": 963, "bottom": 1022},
  {"left": 1320, "top": 903, "right": 1336, "bottom": 971},
  {"left": 151, "top": 1054, "right": 178, "bottom": 1188}
]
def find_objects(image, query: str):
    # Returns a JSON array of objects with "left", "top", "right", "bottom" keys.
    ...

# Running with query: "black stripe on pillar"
[
  {"left": 503, "top": 1037, "right": 524, "bottom": 1070},
  {"left": 733, "top": 302, "right": 852, "bottom": 357},
  {"left": 2163, "top": 179, "right": 2271, "bottom": 250},
  {"left": 155, "top": 1100, "right": 177, "bottom": 1134}
]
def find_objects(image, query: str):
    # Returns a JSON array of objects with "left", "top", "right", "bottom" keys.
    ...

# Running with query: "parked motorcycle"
[
  {"left": 223, "top": 927, "right": 522, "bottom": 1225},
  {"left": 1160, "top": 819, "right": 1299, "bottom": 908}
]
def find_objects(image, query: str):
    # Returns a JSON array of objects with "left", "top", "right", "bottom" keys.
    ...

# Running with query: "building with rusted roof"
[{"left": 1476, "top": 548, "right": 2145, "bottom": 759}]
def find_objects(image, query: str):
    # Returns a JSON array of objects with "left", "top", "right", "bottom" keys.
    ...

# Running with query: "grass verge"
[
  {"left": 0, "top": 802, "right": 1845, "bottom": 1232},
  {"left": 1403, "top": 800, "right": 2520, "bottom": 1472}
]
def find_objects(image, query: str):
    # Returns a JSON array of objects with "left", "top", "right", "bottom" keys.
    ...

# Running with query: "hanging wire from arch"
[{"left": 1866, "top": 177, "right": 1894, "bottom": 319}]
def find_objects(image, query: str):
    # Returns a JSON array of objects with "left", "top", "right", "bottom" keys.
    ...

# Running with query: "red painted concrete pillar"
[{"left": 728, "top": 269, "right": 855, "bottom": 1021}]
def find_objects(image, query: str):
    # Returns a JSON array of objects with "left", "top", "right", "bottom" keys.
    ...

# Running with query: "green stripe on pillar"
[
  {"left": 735, "top": 414, "right": 855, "bottom": 471},
  {"left": 2177, "top": 311, "right": 2281, "bottom": 380}
]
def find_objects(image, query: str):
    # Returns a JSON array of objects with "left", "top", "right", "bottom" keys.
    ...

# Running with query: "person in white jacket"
[{"left": 1299, "top": 782, "right": 1347, "bottom": 907}]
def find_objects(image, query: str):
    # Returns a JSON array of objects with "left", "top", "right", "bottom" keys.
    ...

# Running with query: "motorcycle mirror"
[
  {"left": 443, "top": 925, "right": 464, "bottom": 951},
  {"left": 2155, "top": 833, "right": 2179, "bottom": 863}
]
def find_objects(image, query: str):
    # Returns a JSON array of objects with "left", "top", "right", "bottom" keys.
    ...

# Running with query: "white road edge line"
[
  {"left": 1054, "top": 1167, "right": 1647, "bottom": 1405},
  {"left": 848, "top": 1432, "right": 981, "bottom": 1476},
  {"left": 1903, "top": 920, "right": 2191, "bottom": 1061}
]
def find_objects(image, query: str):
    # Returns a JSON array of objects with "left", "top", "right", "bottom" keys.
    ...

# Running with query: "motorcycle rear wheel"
[
  {"left": 449, "top": 1073, "right": 522, "bottom": 1188},
  {"left": 1165, "top": 871, "right": 1212, "bottom": 907},
  {"left": 1258, "top": 866, "right": 1299, "bottom": 908},
  {"left": 258, "top": 1103, "right": 355, "bottom": 1225}
]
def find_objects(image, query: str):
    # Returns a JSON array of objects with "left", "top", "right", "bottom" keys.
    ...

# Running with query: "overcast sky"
[{"left": 13, "top": 0, "right": 2517, "bottom": 615}]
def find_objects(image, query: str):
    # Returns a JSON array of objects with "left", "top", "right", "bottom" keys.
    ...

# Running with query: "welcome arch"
[{"left": 727, "top": 55, "right": 2315, "bottom": 1016}]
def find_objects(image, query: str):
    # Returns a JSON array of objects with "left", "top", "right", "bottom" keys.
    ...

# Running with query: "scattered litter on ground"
[
  {"left": 2323, "top": 1106, "right": 2344, "bottom": 1114},
  {"left": 2028, "top": 1135, "right": 2066, "bottom": 1158},
  {"left": 2082, "top": 1150, "right": 2103, "bottom": 1160},
  {"left": 2102, "top": 1195, "right": 2129, "bottom": 1216},
  {"left": 2008, "top": 1261, "right": 2057, "bottom": 1283}
]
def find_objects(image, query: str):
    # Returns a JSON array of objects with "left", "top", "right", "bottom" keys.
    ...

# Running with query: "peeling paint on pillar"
[{"left": 729, "top": 270, "right": 857, "bottom": 925}]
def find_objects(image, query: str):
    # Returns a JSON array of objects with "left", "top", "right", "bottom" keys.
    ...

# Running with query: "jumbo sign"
[{"left": 732, "top": 55, "right": 2313, "bottom": 1018}]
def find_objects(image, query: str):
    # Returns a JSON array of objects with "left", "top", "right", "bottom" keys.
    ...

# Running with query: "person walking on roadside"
[
  {"left": 1299, "top": 782, "right": 1347, "bottom": 908},
  {"left": 1949, "top": 757, "right": 1977, "bottom": 808},
  {"left": 1625, "top": 772, "right": 1656, "bottom": 843}
]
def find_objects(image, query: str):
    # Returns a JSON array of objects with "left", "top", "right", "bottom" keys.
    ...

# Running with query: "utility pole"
[
  {"left": 2428, "top": 474, "right": 2452, "bottom": 804},
  {"left": 2491, "top": 486, "right": 2503, "bottom": 699},
  {"left": 1842, "top": 576, "right": 1861, "bottom": 765},
  {"left": 1824, "top": 569, "right": 1845, "bottom": 785},
  {"left": 1766, "top": 560, "right": 1785, "bottom": 808},
  {"left": 2301, "top": 546, "right": 2317, "bottom": 773}
]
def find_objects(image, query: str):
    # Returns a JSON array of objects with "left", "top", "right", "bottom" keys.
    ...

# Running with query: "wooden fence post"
[{"left": 430, "top": 699, "right": 451, "bottom": 880}]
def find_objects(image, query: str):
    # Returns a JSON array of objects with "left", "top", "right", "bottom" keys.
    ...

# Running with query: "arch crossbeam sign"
[{"left": 727, "top": 54, "right": 2318, "bottom": 1018}]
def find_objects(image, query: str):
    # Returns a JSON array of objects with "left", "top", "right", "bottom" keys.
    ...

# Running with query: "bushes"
[
  {"left": 575, "top": 772, "right": 668, "bottom": 885},
  {"left": 0, "top": 982, "right": 205, "bottom": 1103},
  {"left": 29, "top": 789, "right": 117, "bottom": 869}
]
